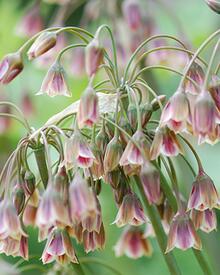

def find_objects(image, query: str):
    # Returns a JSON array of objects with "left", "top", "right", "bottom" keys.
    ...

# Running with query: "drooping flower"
[
  {"left": 119, "top": 130, "right": 150, "bottom": 166},
  {"left": 208, "top": 75, "right": 220, "bottom": 111},
  {"left": 192, "top": 90, "right": 219, "bottom": 143},
  {"left": 37, "top": 61, "right": 71, "bottom": 97},
  {"left": 0, "top": 201, "right": 26, "bottom": 240},
  {"left": 41, "top": 228, "right": 78, "bottom": 265},
  {"left": 36, "top": 184, "right": 71, "bottom": 229},
  {"left": 77, "top": 86, "right": 99, "bottom": 128},
  {"left": 122, "top": 0, "right": 142, "bottom": 30},
  {"left": 16, "top": 2, "right": 43, "bottom": 38},
  {"left": 27, "top": 31, "right": 57, "bottom": 60},
  {"left": 190, "top": 209, "right": 217, "bottom": 233},
  {"left": 0, "top": 52, "right": 23, "bottom": 84},
  {"left": 114, "top": 226, "right": 152, "bottom": 259},
  {"left": 160, "top": 88, "right": 190, "bottom": 132},
  {"left": 150, "top": 127, "right": 183, "bottom": 160},
  {"left": 85, "top": 37, "right": 103, "bottom": 76},
  {"left": 183, "top": 62, "right": 204, "bottom": 95},
  {"left": 104, "top": 136, "right": 123, "bottom": 172},
  {"left": 205, "top": 0, "right": 220, "bottom": 14},
  {"left": 113, "top": 193, "right": 147, "bottom": 227},
  {"left": 69, "top": 172, "right": 101, "bottom": 232},
  {"left": 82, "top": 223, "right": 105, "bottom": 253},
  {"left": 63, "top": 131, "right": 96, "bottom": 170},
  {"left": 140, "top": 163, "right": 162, "bottom": 205},
  {"left": 187, "top": 171, "right": 219, "bottom": 211},
  {"left": 166, "top": 211, "right": 201, "bottom": 253}
]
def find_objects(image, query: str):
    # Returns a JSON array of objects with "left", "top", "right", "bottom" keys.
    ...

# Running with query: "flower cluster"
[{"left": 0, "top": 11, "right": 220, "bottom": 274}]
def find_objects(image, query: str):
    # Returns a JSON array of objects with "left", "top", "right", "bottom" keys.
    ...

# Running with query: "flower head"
[
  {"left": 150, "top": 127, "right": 183, "bottom": 160},
  {"left": 42, "top": 228, "right": 78, "bottom": 265},
  {"left": 114, "top": 226, "right": 152, "bottom": 259},
  {"left": 38, "top": 61, "right": 70, "bottom": 97},
  {"left": 166, "top": 212, "right": 201, "bottom": 253},
  {"left": 28, "top": 31, "right": 57, "bottom": 60},
  {"left": 77, "top": 86, "right": 99, "bottom": 128},
  {"left": 0, "top": 52, "right": 23, "bottom": 84},
  {"left": 113, "top": 193, "right": 147, "bottom": 227},
  {"left": 187, "top": 171, "right": 219, "bottom": 211}
]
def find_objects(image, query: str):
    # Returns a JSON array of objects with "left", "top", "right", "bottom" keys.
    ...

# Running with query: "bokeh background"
[{"left": 0, "top": 0, "right": 220, "bottom": 274}]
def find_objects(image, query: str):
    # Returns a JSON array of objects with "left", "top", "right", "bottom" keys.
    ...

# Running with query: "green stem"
[
  {"left": 135, "top": 176, "right": 182, "bottom": 275},
  {"left": 57, "top": 43, "right": 86, "bottom": 62},
  {"left": 193, "top": 247, "right": 212, "bottom": 275},
  {"left": 203, "top": 38, "right": 220, "bottom": 89},
  {"left": 71, "top": 263, "right": 86, "bottom": 275},
  {"left": 33, "top": 145, "right": 49, "bottom": 188}
]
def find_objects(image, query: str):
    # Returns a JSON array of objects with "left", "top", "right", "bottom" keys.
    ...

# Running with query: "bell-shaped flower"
[
  {"left": 37, "top": 61, "right": 71, "bottom": 97},
  {"left": 36, "top": 184, "right": 71, "bottom": 229},
  {"left": 0, "top": 52, "right": 23, "bottom": 84},
  {"left": 0, "top": 200, "right": 26, "bottom": 240},
  {"left": 85, "top": 37, "right": 103, "bottom": 76},
  {"left": 41, "top": 228, "right": 78, "bottom": 265},
  {"left": 166, "top": 211, "right": 201, "bottom": 253},
  {"left": 114, "top": 226, "right": 152, "bottom": 259},
  {"left": 82, "top": 223, "right": 105, "bottom": 253},
  {"left": 150, "top": 127, "right": 183, "bottom": 160},
  {"left": 140, "top": 163, "right": 162, "bottom": 205},
  {"left": 160, "top": 89, "right": 190, "bottom": 132},
  {"left": 193, "top": 90, "right": 219, "bottom": 143},
  {"left": 209, "top": 75, "right": 220, "bottom": 111},
  {"left": 27, "top": 31, "right": 57, "bottom": 60},
  {"left": 119, "top": 130, "right": 150, "bottom": 167},
  {"left": 190, "top": 209, "right": 217, "bottom": 233},
  {"left": 187, "top": 171, "right": 219, "bottom": 211},
  {"left": 122, "top": 0, "right": 142, "bottom": 30},
  {"left": 183, "top": 62, "right": 204, "bottom": 95},
  {"left": 63, "top": 131, "right": 96, "bottom": 170},
  {"left": 77, "top": 85, "right": 99, "bottom": 128},
  {"left": 104, "top": 136, "right": 123, "bottom": 172},
  {"left": 113, "top": 193, "right": 147, "bottom": 227}
]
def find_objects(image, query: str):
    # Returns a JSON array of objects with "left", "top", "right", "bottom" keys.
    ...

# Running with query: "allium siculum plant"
[{"left": 1, "top": 22, "right": 220, "bottom": 275}]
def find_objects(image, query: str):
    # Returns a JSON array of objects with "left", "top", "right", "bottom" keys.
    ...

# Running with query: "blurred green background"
[{"left": 0, "top": 0, "right": 220, "bottom": 274}]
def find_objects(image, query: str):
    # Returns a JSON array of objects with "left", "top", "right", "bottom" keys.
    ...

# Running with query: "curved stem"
[
  {"left": 203, "top": 38, "right": 220, "bottom": 89},
  {"left": 124, "top": 34, "right": 187, "bottom": 81},
  {"left": 57, "top": 43, "right": 86, "bottom": 62},
  {"left": 0, "top": 113, "right": 29, "bottom": 131}
]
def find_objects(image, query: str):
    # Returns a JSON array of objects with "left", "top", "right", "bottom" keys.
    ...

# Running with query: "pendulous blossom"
[
  {"left": 150, "top": 127, "right": 183, "bottom": 160},
  {"left": 63, "top": 131, "right": 96, "bottom": 170},
  {"left": 166, "top": 211, "right": 201, "bottom": 253},
  {"left": 82, "top": 223, "right": 105, "bottom": 253},
  {"left": 190, "top": 209, "right": 217, "bottom": 233},
  {"left": 205, "top": 0, "right": 220, "bottom": 14},
  {"left": 140, "top": 163, "right": 162, "bottom": 205},
  {"left": 114, "top": 226, "right": 152, "bottom": 259},
  {"left": 183, "top": 62, "right": 204, "bottom": 95},
  {"left": 160, "top": 88, "right": 190, "bottom": 132},
  {"left": 187, "top": 171, "right": 219, "bottom": 211},
  {"left": 77, "top": 85, "right": 99, "bottom": 128},
  {"left": 122, "top": 0, "right": 142, "bottom": 30},
  {"left": 41, "top": 228, "right": 78, "bottom": 265},
  {"left": 104, "top": 136, "right": 123, "bottom": 172},
  {"left": 0, "top": 52, "right": 23, "bottom": 84},
  {"left": 37, "top": 61, "right": 71, "bottom": 97},
  {"left": 27, "top": 31, "right": 57, "bottom": 60},
  {"left": 113, "top": 193, "right": 147, "bottom": 227}
]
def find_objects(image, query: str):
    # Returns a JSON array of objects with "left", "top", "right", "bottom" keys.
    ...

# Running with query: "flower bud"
[
  {"left": 150, "top": 127, "right": 183, "bottom": 160},
  {"left": 24, "top": 170, "right": 36, "bottom": 196},
  {"left": 140, "top": 103, "right": 152, "bottom": 128},
  {"left": 37, "top": 61, "right": 71, "bottom": 97},
  {"left": 122, "top": 0, "right": 142, "bottom": 30},
  {"left": 54, "top": 166, "right": 69, "bottom": 204},
  {"left": 104, "top": 169, "right": 121, "bottom": 189},
  {"left": 114, "top": 226, "right": 152, "bottom": 259},
  {"left": 205, "top": 0, "right": 220, "bottom": 14},
  {"left": 166, "top": 212, "right": 201, "bottom": 253},
  {"left": 23, "top": 204, "right": 37, "bottom": 227},
  {"left": 85, "top": 38, "right": 103, "bottom": 76},
  {"left": 140, "top": 163, "right": 162, "bottom": 205},
  {"left": 104, "top": 136, "right": 123, "bottom": 172},
  {"left": 187, "top": 171, "right": 219, "bottom": 211},
  {"left": 95, "top": 127, "right": 109, "bottom": 155},
  {"left": 13, "top": 187, "right": 25, "bottom": 215},
  {"left": 0, "top": 52, "right": 23, "bottom": 84},
  {"left": 190, "top": 209, "right": 217, "bottom": 233},
  {"left": 127, "top": 103, "right": 137, "bottom": 129},
  {"left": 27, "top": 31, "right": 57, "bottom": 60},
  {"left": 77, "top": 86, "right": 99, "bottom": 128},
  {"left": 113, "top": 193, "right": 147, "bottom": 227}
]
